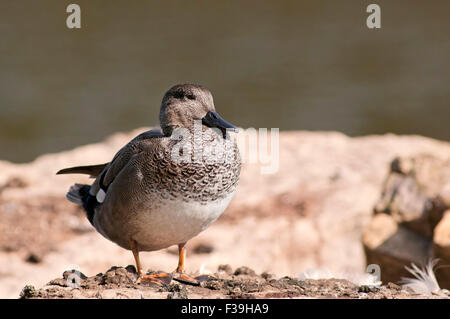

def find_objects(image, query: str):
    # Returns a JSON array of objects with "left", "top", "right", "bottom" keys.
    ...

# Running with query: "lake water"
[{"left": 1, "top": 1, "right": 450, "bottom": 162}]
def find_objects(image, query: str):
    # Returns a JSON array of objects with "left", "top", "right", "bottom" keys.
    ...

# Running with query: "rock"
[
  {"left": 261, "top": 272, "right": 274, "bottom": 280},
  {"left": 365, "top": 155, "right": 450, "bottom": 288},
  {"left": 202, "top": 279, "right": 221, "bottom": 290},
  {"left": 386, "top": 282, "right": 401, "bottom": 291},
  {"left": 374, "top": 155, "right": 449, "bottom": 238},
  {"left": 358, "top": 285, "right": 379, "bottom": 293},
  {"left": 0, "top": 177, "right": 27, "bottom": 195},
  {"left": 234, "top": 266, "right": 256, "bottom": 276},
  {"left": 363, "top": 213, "right": 431, "bottom": 284},
  {"left": 192, "top": 243, "right": 214, "bottom": 254},
  {"left": 101, "top": 266, "right": 137, "bottom": 287},
  {"left": 25, "top": 252, "right": 42, "bottom": 264},
  {"left": 376, "top": 174, "right": 432, "bottom": 235},
  {"left": 19, "top": 285, "right": 37, "bottom": 299},
  {"left": 217, "top": 264, "right": 233, "bottom": 275},
  {"left": 433, "top": 210, "right": 450, "bottom": 288},
  {"left": 29, "top": 265, "right": 447, "bottom": 299},
  {"left": 3, "top": 130, "right": 450, "bottom": 298}
]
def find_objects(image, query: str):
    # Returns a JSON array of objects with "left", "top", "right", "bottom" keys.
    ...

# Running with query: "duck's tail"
[
  {"left": 66, "top": 183, "right": 90, "bottom": 205},
  {"left": 66, "top": 183, "right": 97, "bottom": 226}
]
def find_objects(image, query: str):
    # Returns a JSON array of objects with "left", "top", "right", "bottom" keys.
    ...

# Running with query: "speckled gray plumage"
[{"left": 92, "top": 126, "right": 240, "bottom": 204}]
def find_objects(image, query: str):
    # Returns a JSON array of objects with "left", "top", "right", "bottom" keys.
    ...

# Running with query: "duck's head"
[{"left": 159, "top": 84, "right": 238, "bottom": 137}]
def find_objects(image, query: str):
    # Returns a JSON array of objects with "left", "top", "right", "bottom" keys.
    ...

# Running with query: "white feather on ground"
[
  {"left": 198, "top": 262, "right": 213, "bottom": 275},
  {"left": 400, "top": 259, "right": 441, "bottom": 295},
  {"left": 299, "top": 268, "right": 382, "bottom": 287}
]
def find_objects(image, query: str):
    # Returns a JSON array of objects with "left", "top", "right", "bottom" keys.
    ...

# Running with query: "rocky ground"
[
  {"left": 2, "top": 128, "right": 450, "bottom": 298},
  {"left": 20, "top": 265, "right": 448, "bottom": 299}
]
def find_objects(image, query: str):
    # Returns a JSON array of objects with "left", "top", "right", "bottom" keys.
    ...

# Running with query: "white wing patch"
[{"left": 96, "top": 189, "right": 106, "bottom": 203}]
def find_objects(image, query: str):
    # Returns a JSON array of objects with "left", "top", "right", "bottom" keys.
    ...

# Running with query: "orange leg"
[
  {"left": 176, "top": 242, "right": 186, "bottom": 273},
  {"left": 130, "top": 240, "right": 211, "bottom": 286},
  {"left": 130, "top": 239, "right": 142, "bottom": 277},
  {"left": 172, "top": 242, "right": 202, "bottom": 285},
  {"left": 130, "top": 239, "right": 172, "bottom": 285}
]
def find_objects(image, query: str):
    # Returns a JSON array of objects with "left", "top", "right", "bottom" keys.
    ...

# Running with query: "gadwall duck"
[{"left": 58, "top": 84, "right": 241, "bottom": 285}]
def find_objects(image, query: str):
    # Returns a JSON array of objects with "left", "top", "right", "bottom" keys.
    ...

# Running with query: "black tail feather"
[{"left": 67, "top": 184, "right": 98, "bottom": 226}]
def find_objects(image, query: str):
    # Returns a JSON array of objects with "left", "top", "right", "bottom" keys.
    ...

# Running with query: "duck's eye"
[
  {"left": 187, "top": 94, "right": 195, "bottom": 100},
  {"left": 173, "top": 91, "right": 184, "bottom": 99}
]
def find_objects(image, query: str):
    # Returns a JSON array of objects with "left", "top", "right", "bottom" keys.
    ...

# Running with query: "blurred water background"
[{"left": 1, "top": 0, "right": 449, "bottom": 162}]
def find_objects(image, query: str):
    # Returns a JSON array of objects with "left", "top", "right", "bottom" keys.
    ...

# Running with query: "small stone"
[
  {"left": 261, "top": 272, "right": 273, "bottom": 280},
  {"left": 20, "top": 285, "right": 37, "bottom": 299},
  {"left": 48, "top": 278, "right": 68, "bottom": 287},
  {"left": 386, "top": 282, "right": 401, "bottom": 291},
  {"left": 229, "top": 287, "right": 242, "bottom": 296},
  {"left": 192, "top": 243, "right": 214, "bottom": 254},
  {"left": 125, "top": 265, "right": 137, "bottom": 274},
  {"left": 234, "top": 266, "right": 256, "bottom": 276},
  {"left": 202, "top": 280, "right": 221, "bottom": 290},
  {"left": 218, "top": 264, "right": 233, "bottom": 275},
  {"left": 358, "top": 285, "right": 379, "bottom": 293},
  {"left": 168, "top": 283, "right": 183, "bottom": 292},
  {"left": 166, "top": 284, "right": 188, "bottom": 299},
  {"left": 63, "top": 269, "right": 88, "bottom": 280},
  {"left": 25, "top": 253, "right": 42, "bottom": 264}
]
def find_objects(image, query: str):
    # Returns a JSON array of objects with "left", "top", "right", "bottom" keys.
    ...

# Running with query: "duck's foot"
[
  {"left": 172, "top": 272, "right": 216, "bottom": 286},
  {"left": 172, "top": 272, "right": 200, "bottom": 285},
  {"left": 138, "top": 272, "right": 173, "bottom": 286}
]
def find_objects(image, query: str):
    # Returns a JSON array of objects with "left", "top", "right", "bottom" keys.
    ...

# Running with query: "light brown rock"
[
  {"left": 433, "top": 210, "right": 450, "bottom": 288},
  {"left": 2, "top": 130, "right": 450, "bottom": 298},
  {"left": 374, "top": 155, "right": 449, "bottom": 238},
  {"left": 366, "top": 155, "right": 450, "bottom": 288},
  {"left": 363, "top": 213, "right": 431, "bottom": 283},
  {"left": 28, "top": 265, "right": 448, "bottom": 299}
]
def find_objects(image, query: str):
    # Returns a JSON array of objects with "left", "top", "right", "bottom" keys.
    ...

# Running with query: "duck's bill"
[{"left": 202, "top": 111, "right": 239, "bottom": 133}]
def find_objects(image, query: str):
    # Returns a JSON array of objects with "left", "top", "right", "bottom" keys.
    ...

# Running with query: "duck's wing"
[
  {"left": 89, "top": 129, "right": 165, "bottom": 200},
  {"left": 56, "top": 129, "right": 164, "bottom": 179}
]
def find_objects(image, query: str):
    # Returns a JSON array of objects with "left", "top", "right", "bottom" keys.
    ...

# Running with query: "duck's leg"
[
  {"left": 130, "top": 239, "right": 143, "bottom": 278},
  {"left": 172, "top": 242, "right": 213, "bottom": 285},
  {"left": 175, "top": 242, "right": 187, "bottom": 273},
  {"left": 130, "top": 239, "right": 172, "bottom": 285}
]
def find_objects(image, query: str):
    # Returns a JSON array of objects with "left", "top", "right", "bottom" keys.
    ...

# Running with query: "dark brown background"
[{"left": 1, "top": 1, "right": 449, "bottom": 162}]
